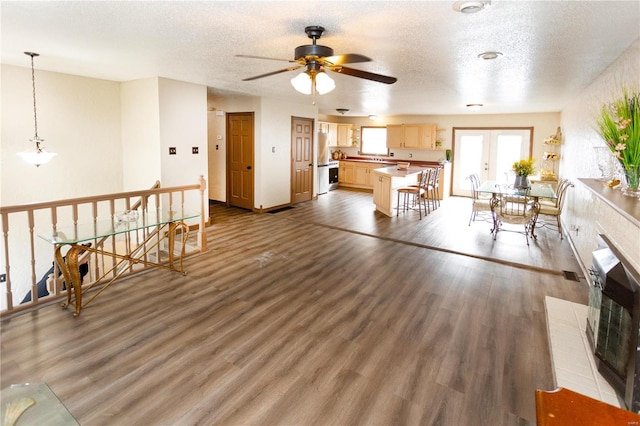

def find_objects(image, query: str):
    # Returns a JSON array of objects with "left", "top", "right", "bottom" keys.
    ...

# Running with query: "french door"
[{"left": 452, "top": 128, "right": 532, "bottom": 196}]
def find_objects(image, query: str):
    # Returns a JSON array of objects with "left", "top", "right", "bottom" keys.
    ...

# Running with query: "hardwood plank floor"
[{"left": 0, "top": 189, "right": 588, "bottom": 425}]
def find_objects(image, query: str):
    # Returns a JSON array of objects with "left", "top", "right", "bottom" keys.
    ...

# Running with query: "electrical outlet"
[
  {"left": 389, "top": 152, "right": 394, "bottom": 157},
  {"left": 192, "top": 147, "right": 199, "bottom": 154},
  {"left": 0, "top": 273, "right": 6, "bottom": 283},
  {"left": 169, "top": 147, "right": 177, "bottom": 155}
]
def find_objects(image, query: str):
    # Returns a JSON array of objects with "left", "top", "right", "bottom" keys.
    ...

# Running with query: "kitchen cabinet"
[
  {"left": 354, "top": 163, "right": 373, "bottom": 187},
  {"left": 320, "top": 121, "right": 353, "bottom": 146},
  {"left": 319, "top": 121, "right": 338, "bottom": 146},
  {"left": 372, "top": 166, "right": 423, "bottom": 217},
  {"left": 339, "top": 162, "right": 356, "bottom": 185},
  {"left": 336, "top": 124, "right": 354, "bottom": 147},
  {"left": 339, "top": 161, "right": 389, "bottom": 189},
  {"left": 386, "top": 123, "right": 437, "bottom": 149},
  {"left": 373, "top": 173, "right": 392, "bottom": 214}
]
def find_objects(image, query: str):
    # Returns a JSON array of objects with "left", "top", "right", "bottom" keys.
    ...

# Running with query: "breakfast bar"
[{"left": 372, "top": 165, "right": 426, "bottom": 217}]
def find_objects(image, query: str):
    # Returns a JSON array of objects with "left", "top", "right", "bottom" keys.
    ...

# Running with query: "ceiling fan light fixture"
[
  {"left": 291, "top": 72, "right": 312, "bottom": 95},
  {"left": 478, "top": 51, "right": 502, "bottom": 60},
  {"left": 466, "top": 103, "right": 483, "bottom": 112},
  {"left": 453, "top": 0, "right": 490, "bottom": 13},
  {"left": 315, "top": 72, "right": 335, "bottom": 95}
]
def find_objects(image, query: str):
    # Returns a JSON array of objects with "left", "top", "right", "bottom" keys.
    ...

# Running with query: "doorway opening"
[{"left": 451, "top": 128, "right": 533, "bottom": 196}]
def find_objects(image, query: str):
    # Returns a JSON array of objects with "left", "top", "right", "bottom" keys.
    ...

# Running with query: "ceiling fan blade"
[
  {"left": 242, "top": 65, "right": 303, "bottom": 81},
  {"left": 329, "top": 66, "right": 397, "bottom": 84},
  {"left": 236, "top": 54, "right": 293, "bottom": 62},
  {"left": 322, "top": 54, "right": 371, "bottom": 66}
]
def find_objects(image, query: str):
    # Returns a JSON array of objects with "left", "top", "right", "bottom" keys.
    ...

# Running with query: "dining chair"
[
  {"left": 493, "top": 185, "right": 540, "bottom": 245},
  {"left": 425, "top": 166, "right": 442, "bottom": 211},
  {"left": 537, "top": 179, "right": 574, "bottom": 239},
  {"left": 397, "top": 170, "right": 429, "bottom": 219},
  {"left": 466, "top": 174, "right": 493, "bottom": 225}
]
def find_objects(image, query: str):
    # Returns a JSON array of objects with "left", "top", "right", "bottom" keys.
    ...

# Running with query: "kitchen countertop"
[
  {"left": 339, "top": 157, "right": 445, "bottom": 167},
  {"left": 372, "top": 165, "right": 428, "bottom": 177}
]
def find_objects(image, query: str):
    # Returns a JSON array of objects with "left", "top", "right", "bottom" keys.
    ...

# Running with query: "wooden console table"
[
  {"left": 38, "top": 210, "right": 198, "bottom": 317},
  {"left": 536, "top": 387, "right": 640, "bottom": 425}
]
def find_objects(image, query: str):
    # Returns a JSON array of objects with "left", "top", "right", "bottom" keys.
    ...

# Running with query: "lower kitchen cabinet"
[{"left": 339, "top": 161, "right": 383, "bottom": 189}]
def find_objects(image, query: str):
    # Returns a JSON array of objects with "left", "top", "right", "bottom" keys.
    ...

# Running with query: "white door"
[{"left": 452, "top": 128, "right": 532, "bottom": 196}]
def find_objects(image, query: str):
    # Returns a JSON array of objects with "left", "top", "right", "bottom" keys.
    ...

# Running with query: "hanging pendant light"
[{"left": 17, "top": 52, "right": 56, "bottom": 167}]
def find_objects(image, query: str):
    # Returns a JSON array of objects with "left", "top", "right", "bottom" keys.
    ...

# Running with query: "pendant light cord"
[{"left": 30, "top": 53, "right": 39, "bottom": 140}]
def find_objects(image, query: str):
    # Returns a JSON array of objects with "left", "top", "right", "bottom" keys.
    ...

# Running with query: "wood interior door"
[
  {"left": 227, "top": 112, "right": 254, "bottom": 210},
  {"left": 291, "top": 117, "right": 314, "bottom": 204}
]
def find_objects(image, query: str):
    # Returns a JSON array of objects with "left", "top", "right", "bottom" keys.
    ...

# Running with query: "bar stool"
[
  {"left": 396, "top": 170, "right": 429, "bottom": 219},
  {"left": 424, "top": 166, "right": 441, "bottom": 212}
]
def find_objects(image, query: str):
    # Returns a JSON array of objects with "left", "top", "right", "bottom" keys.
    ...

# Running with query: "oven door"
[{"left": 328, "top": 166, "right": 339, "bottom": 190}]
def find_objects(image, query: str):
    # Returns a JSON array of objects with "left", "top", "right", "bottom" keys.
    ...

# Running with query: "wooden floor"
[{"left": 0, "top": 189, "right": 588, "bottom": 425}]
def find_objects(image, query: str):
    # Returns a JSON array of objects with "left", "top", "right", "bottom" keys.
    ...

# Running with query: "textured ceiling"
[{"left": 1, "top": 1, "right": 639, "bottom": 117}]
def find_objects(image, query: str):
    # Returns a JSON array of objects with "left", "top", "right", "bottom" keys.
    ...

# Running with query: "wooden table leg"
[{"left": 56, "top": 244, "right": 85, "bottom": 317}]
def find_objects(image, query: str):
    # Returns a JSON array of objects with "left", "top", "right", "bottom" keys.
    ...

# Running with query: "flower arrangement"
[
  {"left": 512, "top": 159, "right": 535, "bottom": 176},
  {"left": 595, "top": 88, "right": 640, "bottom": 194}
]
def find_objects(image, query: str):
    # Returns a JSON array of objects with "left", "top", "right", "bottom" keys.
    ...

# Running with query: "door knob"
[
  {"left": 247, "top": 166, "right": 252, "bottom": 170},
  {"left": 309, "top": 163, "right": 313, "bottom": 167}
]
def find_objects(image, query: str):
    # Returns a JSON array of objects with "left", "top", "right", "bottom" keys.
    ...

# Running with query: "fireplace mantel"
[{"left": 579, "top": 179, "right": 640, "bottom": 228}]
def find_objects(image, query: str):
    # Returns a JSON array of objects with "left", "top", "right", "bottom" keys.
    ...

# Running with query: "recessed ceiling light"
[
  {"left": 369, "top": 114, "right": 377, "bottom": 120},
  {"left": 466, "top": 104, "right": 483, "bottom": 112},
  {"left": 453, "top": 1, "right": 490, "bottom": 13},
  {"left": 478, "top": 51, "right": 503, "bottom": 60}
]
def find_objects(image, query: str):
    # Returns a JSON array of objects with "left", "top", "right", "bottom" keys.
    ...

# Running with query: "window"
[{"left": 360, "top": 126, "right": 388, "bottom": 156}]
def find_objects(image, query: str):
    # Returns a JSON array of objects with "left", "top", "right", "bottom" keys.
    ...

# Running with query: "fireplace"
[{"left": 587, "top": 234, "right": 640, "bottom": 412}]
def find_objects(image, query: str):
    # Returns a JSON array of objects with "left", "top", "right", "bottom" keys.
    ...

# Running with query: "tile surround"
[{"left": 544, "top": 296, "right": 623, "bottom": 408}]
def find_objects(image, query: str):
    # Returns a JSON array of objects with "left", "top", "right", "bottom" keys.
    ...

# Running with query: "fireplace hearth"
[{"left": 587, "top": 234, "right": 640, "bottom": 412}]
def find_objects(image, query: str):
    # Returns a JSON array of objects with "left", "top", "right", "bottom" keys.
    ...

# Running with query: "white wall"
[
  {"left": 1, "top": 64, "right": 123, "bottom": 205},
  {"left": 258, "top": 97, "right": 317, "bottom": 209},
  {"left": 207, "top": 91, "right": 261, "bottom": 202},
  {"left": 1, "top": 68, "right": 209, "bottom": 308},
  {"left": 157, "top": 78, "right": 208, "bottom": 219},
  {"left": 206, "top": 91, "right": 317, "bottom": 209},
  {"left": 121, "top": 78, "right": 162, "bottom": 190},
  {"left": 560, "top": 37, "right": 640, "bottom": 273}
]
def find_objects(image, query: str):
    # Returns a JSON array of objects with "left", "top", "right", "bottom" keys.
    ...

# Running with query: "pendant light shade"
[{"left": 18, "top": 52, "right": 56, "bottom": 167}]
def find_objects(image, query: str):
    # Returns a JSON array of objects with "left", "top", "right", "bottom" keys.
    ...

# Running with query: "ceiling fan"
[{"left": 237, "top": 26, "right": 397, "bottom": 100}]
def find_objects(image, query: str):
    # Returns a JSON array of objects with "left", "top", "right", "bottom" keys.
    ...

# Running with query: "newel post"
[{"left": 198, "top": 175, "right": 208, "bottom": 251}]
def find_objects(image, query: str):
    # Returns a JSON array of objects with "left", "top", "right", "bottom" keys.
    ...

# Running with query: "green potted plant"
[{"left": 595, "top": 88, "right": 640, "bottom": 197}]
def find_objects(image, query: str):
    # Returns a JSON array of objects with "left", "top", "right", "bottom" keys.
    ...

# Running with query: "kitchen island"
[{"left": 372, "top": 166, "right": 426, "bottom": 217}]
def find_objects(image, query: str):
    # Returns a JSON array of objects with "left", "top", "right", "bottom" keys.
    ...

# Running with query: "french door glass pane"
[
  {"left": 458, "top": 135, "right": 484, "bottom": 191},
  {"left": 495, "top": 135, "right": 525, "bottom": 183}
]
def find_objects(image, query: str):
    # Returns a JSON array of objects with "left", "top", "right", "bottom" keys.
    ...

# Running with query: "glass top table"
[
  {"left": 477, "top": 180, "right": 557, "bottom": 199},
  {"left": 36, "top": 210, "right": 199, "bottom": 317},
  {"left": 1, "top": 382, "right": 79, "bottom": 425},
  {"left": 38, "top": 210, "right": 199, "bottom": 245}
]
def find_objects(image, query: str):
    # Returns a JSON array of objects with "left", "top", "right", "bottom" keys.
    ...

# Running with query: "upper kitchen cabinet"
[
  {"left": 387, "top": 124, "right": 437, "bottom": 149},
  {"left": 319, "top": 121, "right": 338, "bottom": 146},
  {"left": 336, "top": 124, "right": 354, "bottom": 147},
  {"left": 320, "top": 121, "right": 353, "bottom": 146}
]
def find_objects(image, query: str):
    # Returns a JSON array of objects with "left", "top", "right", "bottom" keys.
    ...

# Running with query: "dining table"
[{"left": 476, "top": 180, "right": 557, "bottom": 239}]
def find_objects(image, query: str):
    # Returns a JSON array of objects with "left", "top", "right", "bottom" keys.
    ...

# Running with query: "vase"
[
  {"left": 622, "top": 164, "right": 640, "bottom": 198},
  {"left": 514, "top": 175, "right": 529, "bottom": 189}
]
